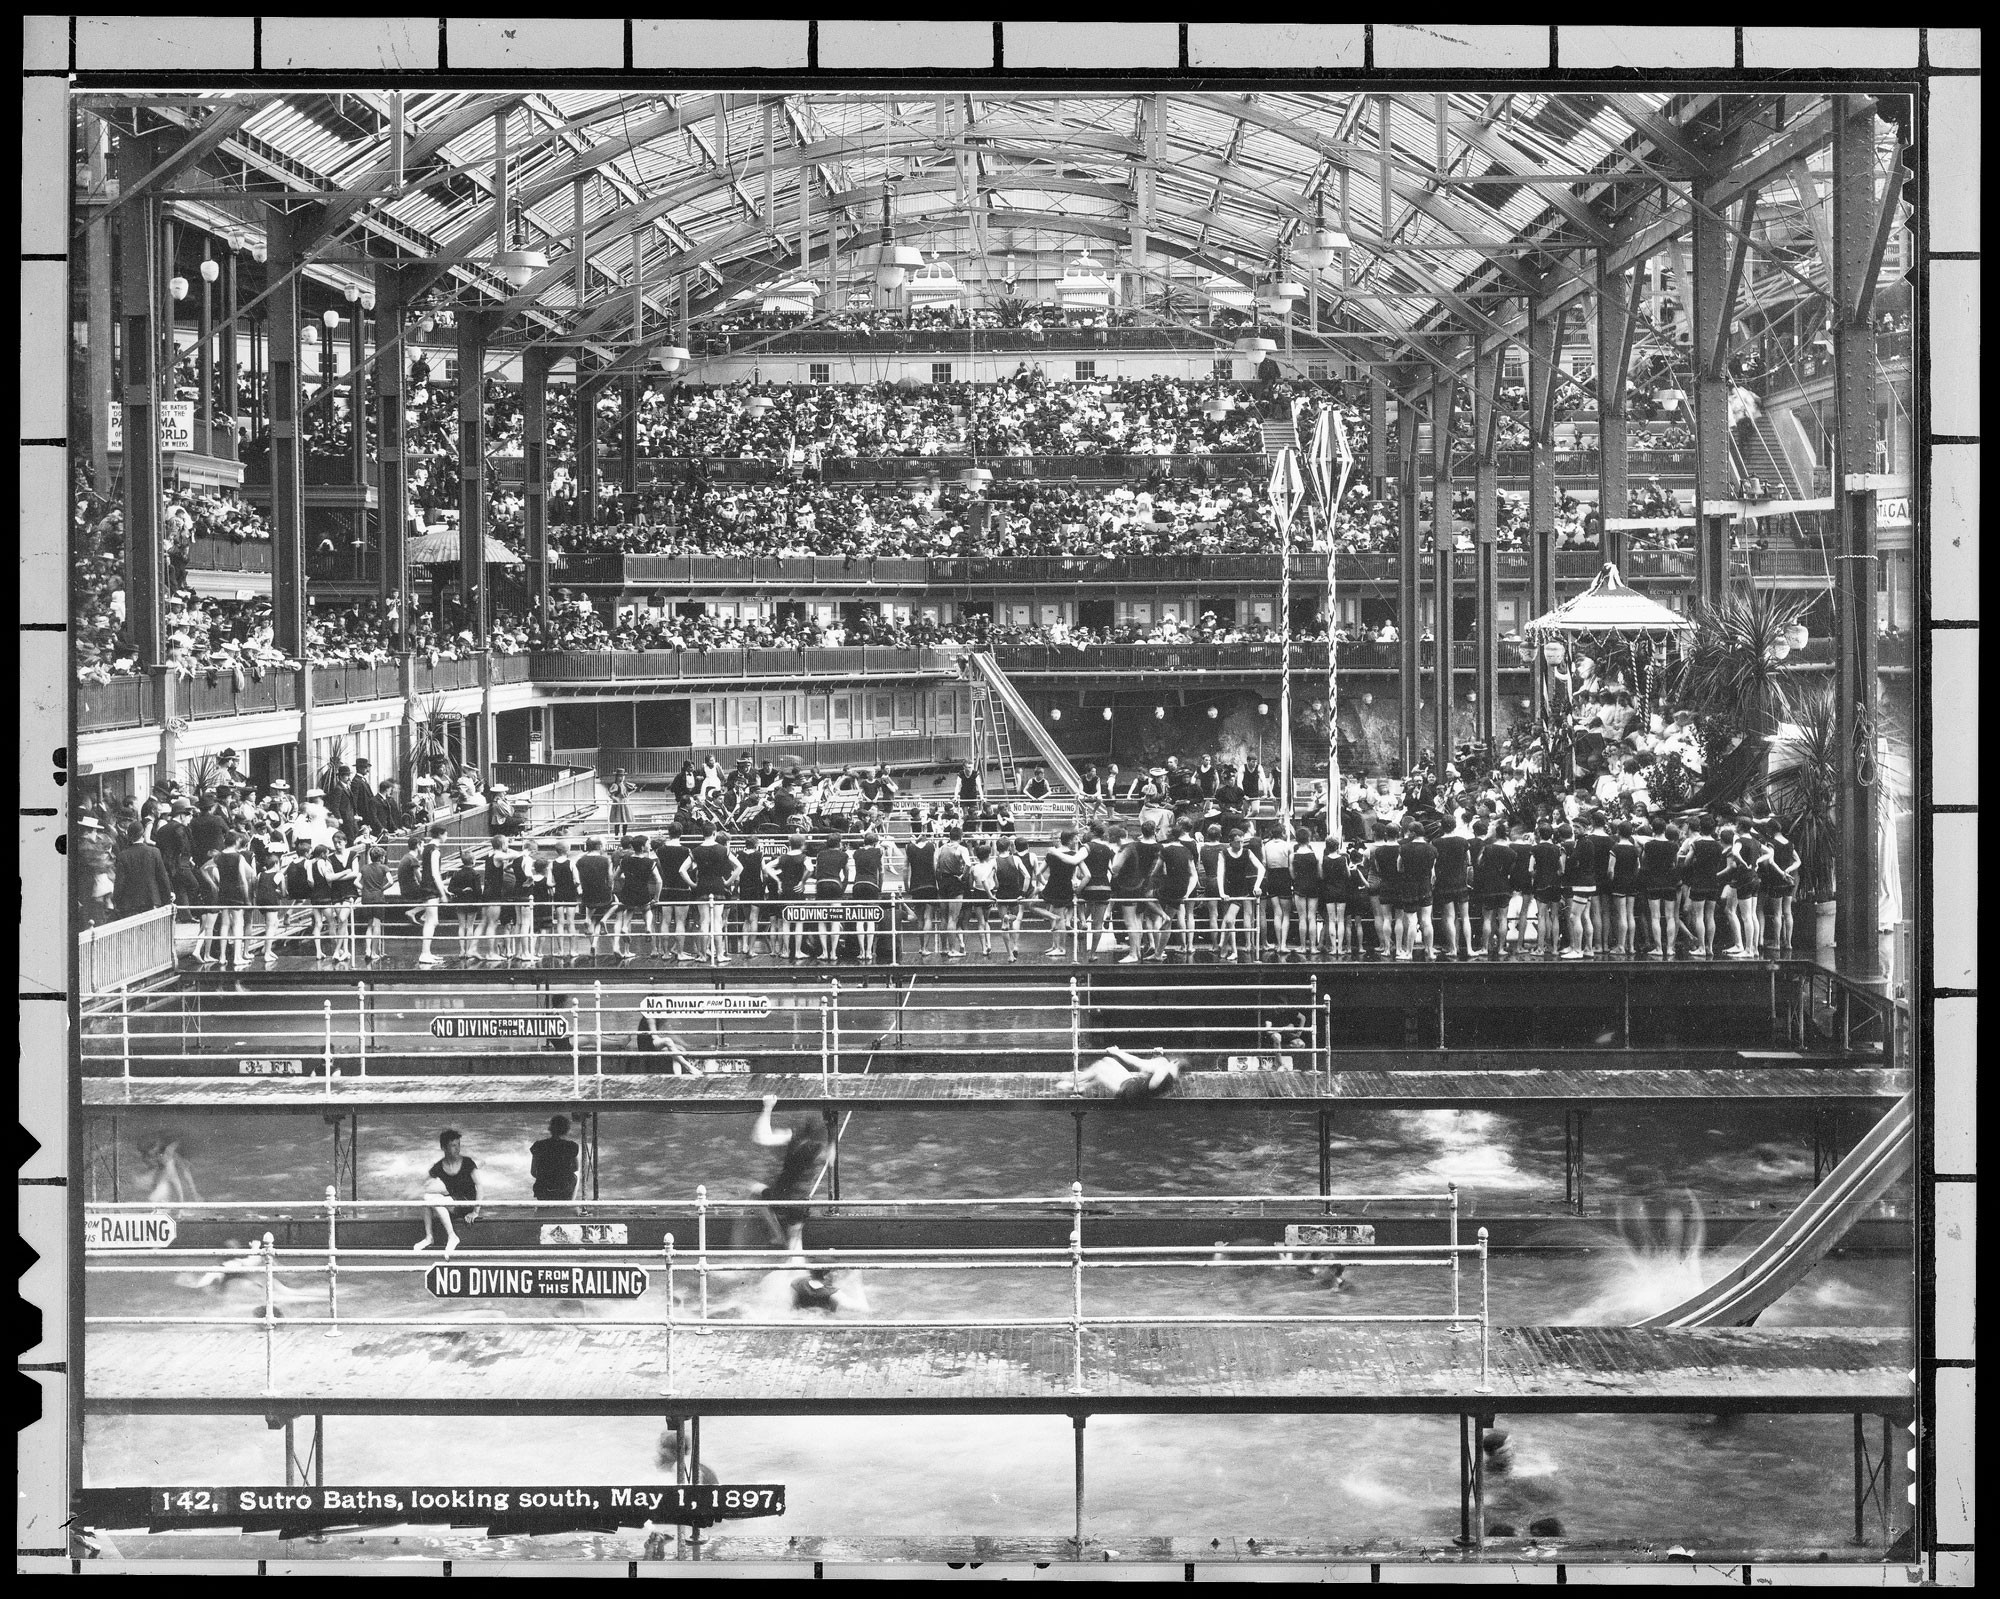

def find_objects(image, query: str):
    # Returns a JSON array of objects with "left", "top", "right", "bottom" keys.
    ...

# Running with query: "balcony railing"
[
  {"left": 184, "top": 536, "right": 271, "bottom": 575},
  {"left": 409, "top": 655, "right": 482, "bottom": 695},
  {"left": 77, "top": 675, "right": 153, "bottom": 733},
  {"left": 181, "top": 667, "right": 299, "bottom": 722},
  {"left": 527, "top": 646, "right": 957, "bottom": 685}
]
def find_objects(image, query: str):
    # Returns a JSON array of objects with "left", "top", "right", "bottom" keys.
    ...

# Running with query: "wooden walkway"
[
  {"left": 81, "top": 1063, "right": 1908, "bottom": 1114},
  {"left": 84, "top": 1322, "right": 1911, "bottom": 1417}
]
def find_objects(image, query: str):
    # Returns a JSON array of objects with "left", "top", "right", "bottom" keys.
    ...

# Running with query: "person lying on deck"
[{"left": 1068, "top": 1046, "right": 1184, "bottom": 1099}]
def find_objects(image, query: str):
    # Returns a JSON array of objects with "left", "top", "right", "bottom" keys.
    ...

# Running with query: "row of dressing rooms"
[
  {"left": 590, "top": 592, "right": 1540, "bottom": 635},
  {"left": 547, "top": 683, "right": 977, "bottom": 756}
]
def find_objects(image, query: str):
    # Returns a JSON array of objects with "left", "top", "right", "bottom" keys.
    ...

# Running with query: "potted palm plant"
[
  {"left": 1766, "top": 688, "right": 1840, "bottom": 951},
  {"left": 1676, "top": 590, "right": 1811, "bottom": 747}
]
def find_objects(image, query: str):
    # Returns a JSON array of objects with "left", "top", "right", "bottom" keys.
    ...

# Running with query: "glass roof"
[{"left": 85, "top": 88, "right": 1827, "bottom": 373}]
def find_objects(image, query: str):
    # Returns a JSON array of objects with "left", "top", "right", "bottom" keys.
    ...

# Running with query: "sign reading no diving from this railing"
[
  {"left": 641, "top": 994, "right": 774, "bottom": 1018},
  {"left": 429, "top": 1015, "right": 573, "bottom": 1040},
  {"left": 425, "top": 1263, "right": 649, "bottom": 1298}
]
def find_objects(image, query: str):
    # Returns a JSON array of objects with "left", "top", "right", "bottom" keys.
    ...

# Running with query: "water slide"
[
  {"left": 969, "top": 651, "right": 1085, "bottom": 797},
  {"left": 1635, "top": 1092, "right": 1914, "bottom": 1329}
]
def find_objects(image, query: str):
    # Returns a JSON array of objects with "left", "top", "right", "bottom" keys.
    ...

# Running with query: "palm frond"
[
  {"left": 1673, "top": 590, "right": 1812, "bottom": 738},
  {"left": 1767, "top": 687, "right": 1840, "bottom": 900}
]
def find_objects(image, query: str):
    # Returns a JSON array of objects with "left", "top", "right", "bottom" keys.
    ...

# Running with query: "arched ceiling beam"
[
  {"left": 1401, "top": 95, "right": 1856, "bottom": 402},
  {"left": 1386, "top": 92, "right": 1617, "bottom": 247},
  {"left": 1177, "top": 93, "right": 1548, "bottom": 294}
]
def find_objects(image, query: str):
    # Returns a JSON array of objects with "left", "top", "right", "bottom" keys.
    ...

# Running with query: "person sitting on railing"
[{"left": 413, "top": 1129, "right": 481, "bottom": 1253}]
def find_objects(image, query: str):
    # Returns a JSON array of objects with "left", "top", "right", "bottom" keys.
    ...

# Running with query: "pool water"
[{"left": 83, "top": 1100, "right": 1913, "bottom": 1556}]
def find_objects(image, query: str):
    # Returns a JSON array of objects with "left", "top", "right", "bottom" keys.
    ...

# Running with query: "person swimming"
[
  {"left": 788, "top": 1266, "right": 871, "bottom": 1315},
  {"left": 1208, "top": 1235, "right": 1348, "bottom": 1288},
  {"left": 180, "top": 1237, "right": 321, "bottom": 1314},
  {"left": 138, "top": 1136, "right": 200, "bottom": 1204},
  {"left": 655, "top": 1422, "right": 721, "bottom": 1487},
  {"left": 1068, "top": 1046, "right": 1183, "bottom": 1099}
]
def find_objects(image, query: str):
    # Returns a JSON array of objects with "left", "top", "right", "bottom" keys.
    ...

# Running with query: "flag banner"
[
  {"left": 1308, "top": 410, "right": 1335, "bottom": 513},
  {"left": 1267, "top": 449, "right": 1306, "bottom": 539}
]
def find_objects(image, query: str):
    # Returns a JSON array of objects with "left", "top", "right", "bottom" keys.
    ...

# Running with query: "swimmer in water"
[
  {"left": 788, "top": 1265, "right": 871, "bottom": 1315},
  {"left": 183, "top": 1237, "right": 320, "bottom": 1311},
  {"left": 656, "top": 1423, "right": 720, "bottom": 1485},
  {"left": 1069, "top": 1045, "right": 1183, "bottom": 1099},
  {"left": 138, "top": 1137, "right": 200, "bottom": 1204},
  {"left": 1208, "top": 1236, "right": 1348, "bottom": 1288}
]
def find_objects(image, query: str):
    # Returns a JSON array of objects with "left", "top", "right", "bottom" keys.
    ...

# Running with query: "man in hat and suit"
[
  {"left": 112, "top": 817, "right": 175, "bottom": 919},
  {"left": 326, "top": 766, "right": 358, "bottom": 834},
  {"left": 349, "top": 758, "right": 386, "bottom": 835},
  {"left": 154, "top": 798, "right": 195, "bottom": 881}
]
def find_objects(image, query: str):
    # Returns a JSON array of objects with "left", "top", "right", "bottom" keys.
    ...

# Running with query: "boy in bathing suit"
[
  {"left": 414, "top": 1128, "right": 480, "bottom": 1252},
  {"left": 1069, "top": 1045, "right": 1183, "bottom": 1098},
  {"left": 747, "top": 1095, "right": 831, "bottom": 1259}
]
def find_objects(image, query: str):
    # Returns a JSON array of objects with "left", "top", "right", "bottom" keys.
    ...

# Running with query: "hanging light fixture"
[
  {"left": 1300, "top": 194, "right": 1352, "bottom": 267},
  {"left": 1049, "top": 706, "right": 1062, "bottom": 722},
  {"left": 300, "top": 325, "right": 320, "bottom": 347},
  {"left": 1257, "top": 702, "right": 1270, "bottom": 716},
  {"left": 360, "top": 290, "right": 376, "bottom": 313},
  {"left": 1785, "top": 620, "right": 1810, "bottom": 650},
  {"left": 1206, "top": 706, "right": 1220, "bottom": 720},
  {"left": 249, "top": 241, "right": 267, "bottom": 265},
  {"left": 343, "top": 284, "right": 361, "bottom": 303},
  {"left": 417, "top": 312, "right": 436, "bottom": 336},
  {"left": 198, "top": 258, "right": 219, "bottom": 285},
  {"left": 1235, "top": 335, "right": 1277, "bottom": 358},
  {"left": 494, "top": 242, "right": 548, "bottom": 290},
  {"left": 959, "top": 466, "right": 993, "bottom": 494},
  {"left": 870, "top": 188, "right": 923, "bottom": 292},
  {"left": 168, "top": 275, "right": 190, "bottom": 301},
  {"left": 1154, "top": 706, "right": 1166, "bottom": 720},
  {"left": 1542, "top": 640, "right": 1567, "bottom": 665},
  {"left": 1101, "top": 707, "right": 1114, "bottom": 722},
  {"left": 322, "top": 308, "right": 342, "bottom": 330},
  {"left": 652, "top": 343, "right": 690, "bottom": 374}
]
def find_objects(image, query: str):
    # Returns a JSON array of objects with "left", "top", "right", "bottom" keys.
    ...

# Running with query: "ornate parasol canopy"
[
  {"left": 407, "top": 528, "right": 524, "bottom": 567},
  {"left": 1523, "top": 564, "right": 1694, "bottom": 637}
]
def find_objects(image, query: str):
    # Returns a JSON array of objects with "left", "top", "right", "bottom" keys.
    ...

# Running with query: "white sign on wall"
[{"left": 159, "top": 401, "right": 196, "bottom": 453}]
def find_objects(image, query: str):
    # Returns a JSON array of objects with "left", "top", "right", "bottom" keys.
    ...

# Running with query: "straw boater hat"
[
  {"left": 304, "top": 787, "right": 324, "bottom": 799},
  {"left": 269, "top": 778, "right": 290, "bottom": 791},
  {"left": 79, "top": 816, "right": 101, "bottom": 830}
]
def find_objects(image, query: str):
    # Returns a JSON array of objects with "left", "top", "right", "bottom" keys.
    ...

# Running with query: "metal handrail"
[
  {"left": 84, "top": 971, "right": 1327, "bottom": 1084},
  {"left": 83, "top": 1186, "right": 1490, "bottom": 1398}
]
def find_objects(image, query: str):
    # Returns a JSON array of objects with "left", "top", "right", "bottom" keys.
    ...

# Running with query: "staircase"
[
  {"left": 1733, "top": 413, "right": 1803, "bottom": 500},
  {"left": 969, "top": 672, "right": 1021, "bottom": 795},
  {"left": 1731, "top": 412, "right": 1816, "bottom": 545},
  {"left": 1260, "top": 418, "right": 1299, "bottom": 459}
]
